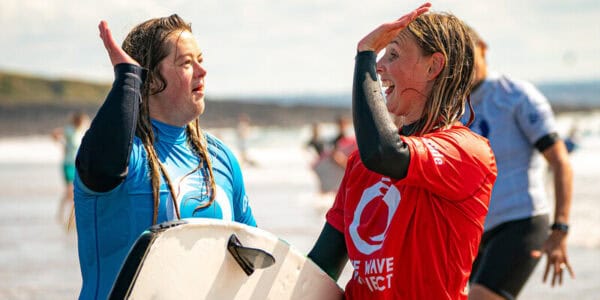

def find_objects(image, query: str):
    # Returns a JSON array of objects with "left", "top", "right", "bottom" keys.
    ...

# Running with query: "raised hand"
[
  {"left": 98, "top": 20, "right": 140, "bottom": 67},
  {"left": 357, "top": 3, "right": 431, "bottom": 53}
]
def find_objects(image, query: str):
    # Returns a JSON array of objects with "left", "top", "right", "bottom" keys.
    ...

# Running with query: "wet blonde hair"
[
  {"left": 405, "top": 12, "right": 475, "bottom": 135},
  {"left": 122, "top": 14, "right": 216, "bottom": 224}
]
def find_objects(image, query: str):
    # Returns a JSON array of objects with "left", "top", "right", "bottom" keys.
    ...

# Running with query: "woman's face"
[
  {"left": 150, "top": 30, "right": 207, "bottom": 126},
  {"left": 376, "top": 32, "right": 431, "bottom": 122}
]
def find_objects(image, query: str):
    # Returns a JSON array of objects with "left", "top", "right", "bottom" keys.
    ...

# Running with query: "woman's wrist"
[
  {"left": 357, "top": 44, "right": 375, "bottom": 52},
  {"left": 550, "top": 222, "right": 569, "bottom": 233}
]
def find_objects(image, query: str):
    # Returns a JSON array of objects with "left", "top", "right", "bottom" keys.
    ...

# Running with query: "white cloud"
[{"left": 0, "top": 0, "right": 598, "bottom": 96}]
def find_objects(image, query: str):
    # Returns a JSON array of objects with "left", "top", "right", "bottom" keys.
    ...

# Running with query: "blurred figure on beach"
[
  {"left": 329, "top": 115, "right": 356, "bottom": 169},
  {"left": 464, "top": 26, "right": 575, "bottom": 300},
  {"left": 73, "top": 15, "right": 256, "bottom": 299},
  {"left": 51, "top": 111, "right": 89, "bottom": 230},
  {"left": 309, "top": 4, "right": 497, "bottom": 299},
  {"left": 236, "top": 113, "right": 257, "bottom": 166},
  {"left": 310, "top": 116, "right": 356, "bottom": 196},
  {"left": 564, "top": 123, "right": 580, "bottom": 153},
  {"left": 306, "top": 122, "right": 326, "bottom": 157}
]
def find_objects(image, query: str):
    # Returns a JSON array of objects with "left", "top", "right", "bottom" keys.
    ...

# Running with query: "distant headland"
[{"left": 1, "top": 69, "right": 596, "bottom": 138}]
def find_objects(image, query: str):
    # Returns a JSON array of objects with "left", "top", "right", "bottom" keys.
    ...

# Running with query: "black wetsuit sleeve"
[
  {"left": 307, "top": 223, "right": 348, "bottom": 280},
  {"left": 352, "top": 51, "right": 411, "bottom": 179},
  {"left": 534, "top": 132, "right": 559, "bottom": 152},
  {"left": 76, "top": 63, "right": 147, "bottom": 192}
]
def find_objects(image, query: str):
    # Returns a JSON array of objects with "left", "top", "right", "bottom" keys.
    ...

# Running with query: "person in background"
[
  {"left": 329, "top": 115, "right": 356, "bottom": 169},
  {"left": 563, "top": 123, "right": 580, "bottom": 154},
  {"left": 309, "top": 117, "right": 356, "bottom": 196},
  {"left": 308, "top": 3, "right": 497, "bottom": 299},
  {"left": 306, "top": 122, "right": 326, "bottom": 157},
  {"left": 51, "top": 111, "right": 89, "bottom": 229},
  {"left": 74, "top": 15, "right": 256, "bottom": 299},
  {"left": 465, "top": 26, "right": 575, "bottom": 300},
  {"left": 236, "top": 113, "right": 257, "bottom": 166}
]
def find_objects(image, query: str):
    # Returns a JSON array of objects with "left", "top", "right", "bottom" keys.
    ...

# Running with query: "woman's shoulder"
[
  {"left": 487, "top": 72, "right": 546, "bottom": 103},
  {"left": 204, "top": 132, "right": 239, "bottom": 162},
  {"left": 427, "top": 125, "right": 491, "bottom": 150},
  {"left": 432, "top": 126, "right": 496, "bottom": 171},
  {"left": 204, "top": 132, "right": 227, "bottom": 150}
]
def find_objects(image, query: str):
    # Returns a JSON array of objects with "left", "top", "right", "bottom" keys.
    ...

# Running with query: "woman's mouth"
[
  {"left": 192, "top": 84, "right": 204, "bottom": 94},
  {"left": 381, "top": 80, "right": 395, "bottom": 96}
]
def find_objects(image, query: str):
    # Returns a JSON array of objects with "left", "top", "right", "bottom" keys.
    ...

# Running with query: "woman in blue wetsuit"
[{"left": 74, "top": 15, "right": 256, "bottom": 300}]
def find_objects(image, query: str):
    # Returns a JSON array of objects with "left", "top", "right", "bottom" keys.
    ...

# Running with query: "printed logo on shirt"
[
  {"left": 423, "top": 138, "right": 445, "bottom": 165},
  {"left": 351, "top": 257, "right": 395, "bottom": 292},
  {"left": 242, "top": 195, "right": 249, "bottom": 214},
  {"left": 174, "top": 171, "right": 233, "bottom": 220},
  {"left": 349, "top": 178, "right": 401, "bottom": 255}
]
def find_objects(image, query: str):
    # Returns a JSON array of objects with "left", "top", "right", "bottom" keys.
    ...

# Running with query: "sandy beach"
[{"left": 0, "top": 112, "right": 599, "bottom": 299}]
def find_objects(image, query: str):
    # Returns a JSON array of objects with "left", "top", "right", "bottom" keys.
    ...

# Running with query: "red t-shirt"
[{"left": 326, "top": 125, "right": 497, "bottom": 300}]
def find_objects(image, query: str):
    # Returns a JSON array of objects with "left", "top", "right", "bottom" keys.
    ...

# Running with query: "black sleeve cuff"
[
  {"left": 356, "top": 50, "right": 377, "bottom": 60},
  {"left": 114, "top": 63, "right": 147, "bottom": 78},
  {"left": 534, "top": 132, "right": 559, "bottom": 152}
]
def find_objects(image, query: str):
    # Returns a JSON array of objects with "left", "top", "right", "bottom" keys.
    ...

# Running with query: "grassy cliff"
[{"left": 0, "top": 70, "right": 110, "bottom": 105}]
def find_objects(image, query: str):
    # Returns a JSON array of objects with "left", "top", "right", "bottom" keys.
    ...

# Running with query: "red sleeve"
[
  {"left": 401, "top": 129, "right": 496, "bottom": 201},
  {"left": 325, "top": 151, "right": 359, "bottom": 233}
]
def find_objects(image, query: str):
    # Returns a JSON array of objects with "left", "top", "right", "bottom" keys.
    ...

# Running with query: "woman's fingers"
[
  {"left": 565, "top": 259, "right": 575, "bottom": 278},
  {"left": 388, "top": 3, "right": 430, "bottom": 31},
  {"left": 98, "top": 20, "right": 139, "bottom": 67},
  {"left": 98, "top": 20, "right": 119, "bottom": 66},
  {"left": 357, "top": 3, "right": 431, "bottom": 52}
]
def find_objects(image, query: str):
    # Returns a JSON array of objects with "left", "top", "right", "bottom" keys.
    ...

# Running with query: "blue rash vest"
[
  {"left": 462, "top": 72, "right": 556, "bottom": 232},
  {"left": 74, "top": 63, "right": 255, "bottom": 299},
  {"left": 74, "top": 121, "right": 255, "bottom": 300}
]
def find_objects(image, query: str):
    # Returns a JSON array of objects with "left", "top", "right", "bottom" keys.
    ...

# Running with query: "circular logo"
[{"left": 349, "top": 178, "right": 401, "bottom": 255}]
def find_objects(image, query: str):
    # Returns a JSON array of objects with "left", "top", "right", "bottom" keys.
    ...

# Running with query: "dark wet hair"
[
  {"left": 122, "top": 14, "right": 216, "bottom": 224},
  {"left": 405, "top": 12, "right": 476, "bottom": 134}
]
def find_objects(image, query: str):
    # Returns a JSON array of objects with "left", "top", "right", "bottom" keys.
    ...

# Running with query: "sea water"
[{"left": 0, "top": 112, "right": 599, "bottom": 299}]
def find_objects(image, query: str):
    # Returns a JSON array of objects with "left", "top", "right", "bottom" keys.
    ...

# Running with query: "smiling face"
[
  {"left": 376, "top": 31, "right": 433, "bottom": 124},
  {"left": 149, "top": 30, "right": 207, "bottom": 127}
]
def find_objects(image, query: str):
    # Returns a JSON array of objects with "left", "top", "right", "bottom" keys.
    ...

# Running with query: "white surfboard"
[{"left": 109, "top": 218, "right": 343, "bottom": 300}]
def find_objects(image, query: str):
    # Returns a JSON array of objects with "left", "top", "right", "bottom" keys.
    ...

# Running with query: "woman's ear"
[{"left": 427, "top": 52, "right": 445, "bottom": 80}]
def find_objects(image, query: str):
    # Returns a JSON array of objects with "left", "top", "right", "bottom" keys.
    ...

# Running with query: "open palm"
[{"left": 98, "top": 20, "right": 140, "bottom": 67}]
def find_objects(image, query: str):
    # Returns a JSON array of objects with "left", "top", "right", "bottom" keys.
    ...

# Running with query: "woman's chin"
[{"left": 391, "top": 115, "right": 405, "bottom": 128}]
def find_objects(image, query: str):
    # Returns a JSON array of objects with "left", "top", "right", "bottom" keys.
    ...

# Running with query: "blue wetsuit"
[{"left": 74, "top": 64, "right": 255, "bottom": 300}]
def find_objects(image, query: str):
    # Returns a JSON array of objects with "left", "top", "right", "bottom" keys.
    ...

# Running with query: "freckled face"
[
  {"left": 150, "top": 30, "right": 207, "bottom": 126},
  {"left": 376, "top": 32, "right": 430, "bottom": 120}
]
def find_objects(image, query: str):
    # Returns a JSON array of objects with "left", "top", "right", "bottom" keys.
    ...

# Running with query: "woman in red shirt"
[{"left": 308, "top": 3, "right": 497, "bottom": 299}]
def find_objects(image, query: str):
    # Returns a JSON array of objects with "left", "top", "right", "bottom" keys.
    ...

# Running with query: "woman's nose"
[
  {"left": 376, "top": 59, "right": 384, "bottom": 74},
  {"left": 195, "top": 62, "right": 207, "bottom": 77}
]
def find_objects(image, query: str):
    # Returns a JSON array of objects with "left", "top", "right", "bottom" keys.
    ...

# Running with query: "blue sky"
[{"left": 1, "top": 0, "right": 598, "bottom": 97}]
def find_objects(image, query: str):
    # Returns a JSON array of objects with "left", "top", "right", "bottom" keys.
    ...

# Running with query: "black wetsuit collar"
[{"left": 400, "top": 122, "right": 418, "bottom": 136}]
